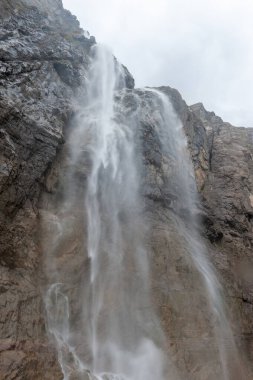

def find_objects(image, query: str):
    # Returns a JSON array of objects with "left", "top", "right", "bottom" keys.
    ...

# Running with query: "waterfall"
[
  {"left": 42, "top": 44, "right": 245, "bottom": 380},
  {"left": 80, "top": 45, "right": 166, "bottom": 380},
  {"left": 43, "top": 44, "right": 167, "bottom": 380}
]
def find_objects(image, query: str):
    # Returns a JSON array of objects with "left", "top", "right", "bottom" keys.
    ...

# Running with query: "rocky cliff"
[
  {"left": 0, "top": 1, "right": 252, "bottom": 379},
  {"left": 0, "top": 1, "right": 94, "bottom": 378}
]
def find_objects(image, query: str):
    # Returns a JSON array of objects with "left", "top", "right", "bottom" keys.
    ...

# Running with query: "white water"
[
  {"left": 80, "top": 45, "right": 166, "bottom": 380},
  {"left": 44, "top": 44, "right": 167, "bottom": 380},
  {"left": 43, "top": 44, "right": 246, "bottom": 380}
]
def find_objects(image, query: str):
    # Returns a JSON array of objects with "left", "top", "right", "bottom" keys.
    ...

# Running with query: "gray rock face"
[
  {"left": 0, "top": 1, "right": 252, "bottom": 379},
  {"left": 142, "top": 88, "right": 253, "bottom": 378},
  {"left": 190, "top": 102, "right": 253, "bottom": 365},
  {"left": 0, "top": 1, "right": 93, "bottom": 378},
  {"left": 154, "top": 90, "right": 253, "bottom": 375},
  {"left": 121, "top": 87, "right": 253, "bottom": 378}
]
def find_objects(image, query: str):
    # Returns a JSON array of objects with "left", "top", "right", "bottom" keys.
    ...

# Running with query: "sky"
[{"left": 63, "top": 0, "right": 253, "bottom": 127}]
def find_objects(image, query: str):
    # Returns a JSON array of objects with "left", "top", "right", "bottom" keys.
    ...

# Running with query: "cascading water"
[
  {"left": 80, "top": 45, "right": 167, "bottom": 380},
  {"left": 42, "top": 43, "right": 247, "bottom": 380},
  {"left": 43, "top": 44, "right": 167, "bottom": 380}
]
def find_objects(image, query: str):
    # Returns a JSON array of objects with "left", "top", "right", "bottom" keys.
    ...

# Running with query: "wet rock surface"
[
  {"left": 0, "top": 1, "right": 253, "bottom": 379},
  {"left": 0, "top": 0, "right": 94, "bottom": 378},
  {"left": 121, "top": 87, "right": 253, "bottom": 378}
]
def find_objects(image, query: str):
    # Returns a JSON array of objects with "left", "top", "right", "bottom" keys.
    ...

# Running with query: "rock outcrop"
[{"left": 0, "top": 1, "right": 252, "bottom": 379}]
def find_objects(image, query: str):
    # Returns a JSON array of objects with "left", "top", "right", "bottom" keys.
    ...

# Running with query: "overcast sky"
[{"left": 63, "top": 0, "right": 253, "bottom": 127}]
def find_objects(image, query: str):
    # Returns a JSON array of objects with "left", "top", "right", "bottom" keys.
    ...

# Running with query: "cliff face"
[
  {"left": 0, "top": 1, "right": 94, "bottom": 378},
  {"left": 0, "top": 1, "right": 253, "bottom": 379},
  {"left": 146, "top": 89, "right": 253, "bottom": 378},
  {"left": 191, "top": 103, "right": 253, "bottom": 364}
]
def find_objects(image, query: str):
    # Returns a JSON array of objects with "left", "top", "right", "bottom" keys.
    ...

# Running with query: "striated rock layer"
[{"left": 0, "top": 0, "right": 252, "bottom": 379}]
